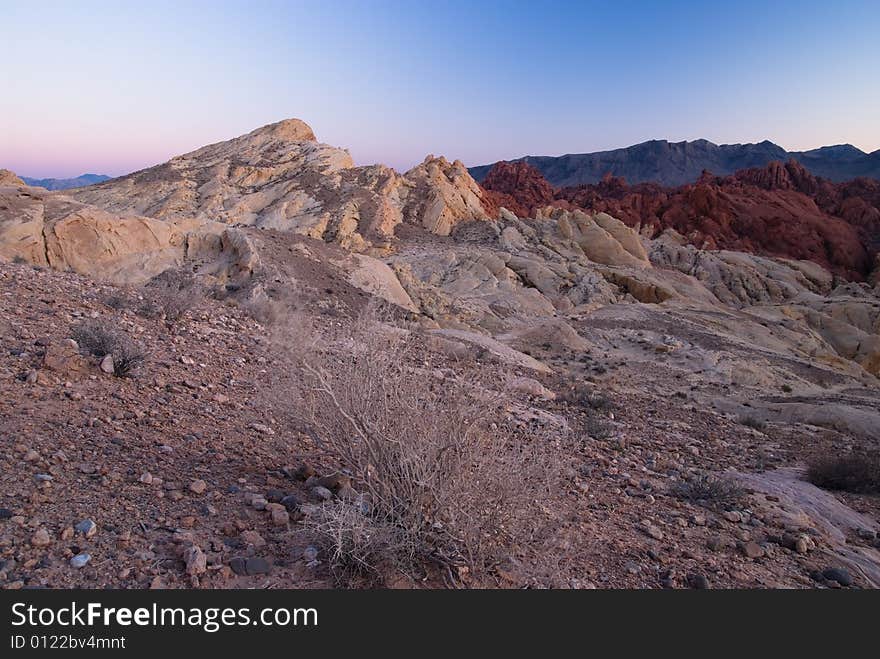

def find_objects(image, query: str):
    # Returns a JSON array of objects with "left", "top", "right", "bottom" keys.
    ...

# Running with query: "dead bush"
[
  {"left": 71, "top": 320, "right": 119, "bottom": 357},
  {"left": 584, "top": 414, "right": 614, "bottom": 440},
  {"left": 111, "top": 341, "right": 145, "bottom": 378},
  {"left": 739, "top": 415, "right": 767, "bottom": 431},
  {"left": 280, "top": 309, "right": 559, "bottom": 584},
  {"left": 305, "top": 501, "right": 404, "bottom": 586},
  {"left": 807, "top": 452, "right": 880, "bottom": 494},
  {"left": 670, "top": 473, "right": 746, "bottom": 510},
  {"left": 561, "top": 382, "right": 614, "bottom": 411},
  {"left": 103, "top": 293, "right": 130, "bottom": 310},
  {"left": 140, "top": 270, "right": 201, "bottom": 324},
  {"left": 70, "top": 320, "right": 145, "bottom": 378}
]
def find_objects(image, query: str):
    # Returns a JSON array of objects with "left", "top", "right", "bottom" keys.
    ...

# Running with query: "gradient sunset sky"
[{"left": 2, "top": 0, "right": 879, "bottom": 178}]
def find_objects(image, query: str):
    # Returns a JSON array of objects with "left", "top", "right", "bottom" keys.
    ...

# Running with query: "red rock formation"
[
  {"left": 480, "top": 161, "right": 557, "bottom": 218},
  {"left": 478, "top": 158, "right": 880, "bottom": 279}
]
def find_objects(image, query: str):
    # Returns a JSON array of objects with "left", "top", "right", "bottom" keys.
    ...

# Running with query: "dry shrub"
[
  {"left": 140, "top": 269, "right": 201, "bottom": 324},
  {"left": 280, "top": 309, "right": 559, "bottom": 584},
  {"left": 584, "top": 414, "right": 614, "bottom": 440},
  {"left": 561, "top": 381, "right": 614, "bottom": 412},
  {"left": 243, "top": 297, "right": 285, "bottom": 326},
  {"left": 103, "top": 293, "right": 130, "bottom": 310},
  {"left": 70, "top": 320, "right": 145, "bottom": 378},
  {"left": 807, "top": 452, "right": 880, "bottom": 494},
  {"left": 71, "top": 320, "right": 119, "bottom": 357},
  {"left": 111, "top": 341, "right": 145, "bottom": 378},
  {"left": 670, "top": 473, "right": 746, "bottom": 510},
  {"left": 307, "top": 501, "right": 403, "bottom": 586},
  {"left": 739, "top": 415, "right": 767, "bottom": 431}
]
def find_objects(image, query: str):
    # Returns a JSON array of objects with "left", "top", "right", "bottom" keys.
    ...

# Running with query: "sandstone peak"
[
  {"left": 248, "top": 118, "right": 317, "bottom": 143},
  {"left": 68, "top": 119, "right": 494, "bottom": 250}
]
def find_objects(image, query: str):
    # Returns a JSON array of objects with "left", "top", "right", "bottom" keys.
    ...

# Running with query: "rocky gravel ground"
[{"left": 1, "top": 260, "right": 877, "bottom": 589}]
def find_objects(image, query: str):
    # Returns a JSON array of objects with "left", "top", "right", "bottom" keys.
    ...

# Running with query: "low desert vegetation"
[
  {"left": 110, "top": 341, "right": 146, "bottom": 378},
  {"left": 71, "top": 320, "right": 120, "bottom": 357},
  {"left": 739, "top": 415, "right": 768, "bottom": 431},
  {"left": 561, "top": 382, "right": 614, "bottom": 411},
  {"left": 670, "top": 473, "right": 747, "bottom": 511},
  {"left": 70, "top": 319, "right": 145, "bottom": 378},
  {"left": 807, "top": 452, "right": 880, "bottom": 495},
  {"left": 138, "top": 269, "right": 201, "bottom": 324},
  {"left": 278, "top": 309, "right": 561, "bottom": 586},
  {"left": 584, "top": 414, "right": 614, "bottom": 440},
  {"left": 102, "top": 293, "right": 131, "bottom": 310}
]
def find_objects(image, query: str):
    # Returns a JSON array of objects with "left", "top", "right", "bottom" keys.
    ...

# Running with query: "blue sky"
[{"left": 2, "top": 0, "right": 878, "bottom": 177}]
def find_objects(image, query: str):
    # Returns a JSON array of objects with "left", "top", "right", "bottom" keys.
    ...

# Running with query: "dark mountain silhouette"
[
  {"left": 469, "top": 139, "right": 880, "bottom": 187},
  {"left": 20, "top": 173, "right": 111, "bottom": 191}
]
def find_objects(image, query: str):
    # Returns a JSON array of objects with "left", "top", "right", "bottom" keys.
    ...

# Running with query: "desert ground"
[{"left": 1, "top": 120, "right": 878, "bottom": 589}]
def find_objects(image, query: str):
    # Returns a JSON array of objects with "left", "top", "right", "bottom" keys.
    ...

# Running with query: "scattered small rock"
[
  {"left": 229, "top": 557, "right": 271, "bottom": 576},
  {"left": 686, "top": 573, "right": 710, "bottom": 589},
  {"left": 312, "top": 486, "right": 332, "bottom": 501},
  {"left": 70, "top": 553, "right": 91, "bottom": 569},
  {"left": 739, "top": 541, "right": 764, "bottom": 559},
  {"left": 30, "top": 528, "right": 51, "bottom": 547},
  {"left": 100, "top": 354, "right": 115, "bottom": 374},
  {"left": 822, "top": 567, "right": 853, "bottom": 587},
  {"left": 189, "top": 479, "right": 207, "bottom": 495},
  {"left": 183, "top": 545, "right": 207, "bottom": 576},
  {"left": 74, "top": 519, "right": 97, "bottom": 538}
]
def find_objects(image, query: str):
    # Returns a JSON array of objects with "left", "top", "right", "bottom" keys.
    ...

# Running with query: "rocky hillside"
[
  {"left": 71, "top": 119, "right": 493, "bottom": 252},
  {"left": 481, "top": 160, "right": 880, "bottom": 280},
  {"left": 1, "top": 119, "right": 879, "bottom": 590},
  {"left": 470, "top": 139, "right": 880, "bottom": 187}
]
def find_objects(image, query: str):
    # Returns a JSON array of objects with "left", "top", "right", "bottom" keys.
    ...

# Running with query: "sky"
[{"left": 2, "top": 0, "right": 879, "bottom": 178}]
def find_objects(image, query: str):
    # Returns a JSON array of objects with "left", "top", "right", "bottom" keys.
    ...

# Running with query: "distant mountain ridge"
[
  {"left": 20, "top": 173, "right": 111, "bottom": 191},
  {"left": 469, "top": 139, "right": 880, "bottom": 187}
]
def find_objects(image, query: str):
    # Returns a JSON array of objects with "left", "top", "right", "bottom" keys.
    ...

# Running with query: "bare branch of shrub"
[
  {"left": 739, "top": 415, "right": 767, "bottom": 431},
  {"left": 140, "top": 269, "right": 201, "bottom": 325},
  {"left": 670, "top": 473, "right": 746, "bottom": 510},
  {"left": 71, "top": 320, "right": 119, "bottom": 357},
  {"left": 111, "top": 341, "right": 145, "bottom": 378},
  {"left": 70, "top": 319, "right": 145, "bottom": 378},
  {"left": 276, "top": 306, "right": 560, "bottom": 584}
]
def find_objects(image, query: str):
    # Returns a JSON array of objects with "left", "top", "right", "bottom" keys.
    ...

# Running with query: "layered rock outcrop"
[
  {"left": 478, "top": 160, "right": 880, "bottom": 280},
  {"left": 72, "top": 119, "right": 493, "bottom": 251},
  {"left": 480, "top": 161, "right": 556, "bottom": 218},
  {"left": 0, "top": 184, "right": 255, "bottom": 284}
]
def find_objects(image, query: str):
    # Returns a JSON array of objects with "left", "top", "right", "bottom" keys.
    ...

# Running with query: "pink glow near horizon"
[{"left": 2, "top": 2, "right": 878, "bottom": 180}]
